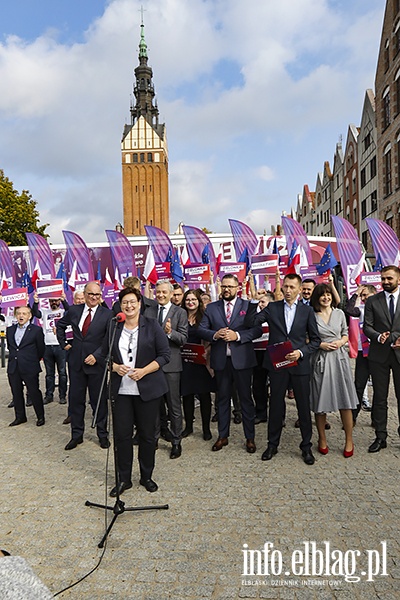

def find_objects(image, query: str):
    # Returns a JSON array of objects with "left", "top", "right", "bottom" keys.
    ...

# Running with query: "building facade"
[{"left": 121, "top": 21, "right": 169, "bottom": 236}]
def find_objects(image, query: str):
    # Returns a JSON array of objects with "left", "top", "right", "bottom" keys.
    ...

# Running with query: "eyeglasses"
[
  {"left": 121, "top": 300, "right": 138, "bottom": 307},
  {"left": 86, "top": 292, "right": 101, "bottom": 298},
  {"left": 221, "top": 285, "right": 238, "bottom": 290}
]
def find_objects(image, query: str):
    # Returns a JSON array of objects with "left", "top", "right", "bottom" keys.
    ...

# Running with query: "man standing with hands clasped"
[
  {"left": 363, "top": 265, "right": 400, "bottom": 452},
  {"left": 256, "top": 273, "right": 321, "bottom": 464}
]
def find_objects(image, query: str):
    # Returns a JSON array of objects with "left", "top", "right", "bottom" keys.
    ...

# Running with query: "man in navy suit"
[
  {"left": 56, "top": 281, "right": 112, "bottom": 450},
  {"left": 7, "top": 305, "right": 45, "bottom": 427},
  {"left": 256, "top": 273, "right": 321, "bottom": 464},
  {"left": 198, "top": 274, "right": 262, "bottom": 453}
]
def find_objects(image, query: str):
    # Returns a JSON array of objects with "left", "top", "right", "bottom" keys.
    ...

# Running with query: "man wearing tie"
[
  {"left": 198, "top": 274, "right": 262, "bottom": 453},
  {"left": 256, "top": 273, "right": 321, "bottom": 464},
  {"left": 56, "top": 281, "right": 112, "bottom": 450},
  {"left": 144, "top": 279, "right": 188, "bottom": 458},
  {"left": 364, "top": 266, "right": 400, "bottom": 452}
]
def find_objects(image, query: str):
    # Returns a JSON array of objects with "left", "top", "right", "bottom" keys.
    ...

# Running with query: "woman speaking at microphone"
[{"left": 102, "top": 287, "right": 170, "bottom": 495}]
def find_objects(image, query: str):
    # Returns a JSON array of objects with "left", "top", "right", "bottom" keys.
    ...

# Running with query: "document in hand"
[{"left": 267, "top": 340, "right": 298, "bottom": 371}]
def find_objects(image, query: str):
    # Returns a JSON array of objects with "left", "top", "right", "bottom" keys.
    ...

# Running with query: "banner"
[
  {"left": 218, "top": 262, "right": 247, "bottom": 282},
  {"left": 184, "top": 264, "right": 210, "bottom": 284},
  {"left": 155, "top": 262, "right": 173, "bottom": 281},
  {"left": 228, "top": 219, "right": 258, "bottom": 262},
  {"left": 36, "top": 279, "right": 64, "bottom": 298},
  {"left": 1, "top": 287, "right": 28, "bottom": 308},
  {"left": 182, "top": 225, "right": 217, "bottom": 276},
  {"left": 101, "top": 284, "right": 119, "bottom": 309},
  {"left": 299, "top": 266, "right": 329, "bottom": 285},
  {"left": 181, "top": 343, "right": 207, "bottom": 365},
  {"left": 281, "top": 216, "right": 313, "bottom": 265},
  {"left": 63, "top": 230, "right": 94, "bottom": 283},
  {"left": 331, "top": 216, "right": 363, "bottom": 297},
  {"left": 250, "top": 254, "right": 279, "bottom": 275},
  {"left": 144, "top": 225, "right": 173, "bottom": 264},
  {"left": 105, "top": 229, "right": 137, "bottom": 281},
  {"left": 26, "top": 233, "right": 55, "bottom": 279},
  {"left": 365, "top": 218, "right": 400, "bottom": 267},
  {"left": 0, "top": 240, "right": 16, "bottom": 287},
  {"left": 359, "top": 271, "right": 383, "bottom": 292}
]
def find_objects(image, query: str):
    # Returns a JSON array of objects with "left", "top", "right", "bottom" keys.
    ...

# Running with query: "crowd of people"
[{"left": 5, "top": 265, "right": 400, "bottom": 495}]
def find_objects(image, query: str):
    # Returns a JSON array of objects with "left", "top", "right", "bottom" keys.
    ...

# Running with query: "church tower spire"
[{"left": 121, "top": 15, "right": 169, "bottom": 236}]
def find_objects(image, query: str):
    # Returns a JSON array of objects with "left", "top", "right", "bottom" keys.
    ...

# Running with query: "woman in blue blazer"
[{"left": 102, "top": 288, "right": 170, "bottom": 496}]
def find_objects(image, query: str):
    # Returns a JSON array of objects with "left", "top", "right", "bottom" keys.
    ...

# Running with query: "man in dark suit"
[
  {"left": 144, "top": 279, "right": 188, "bottom": 458},
  {"left": 363, "top": 265, "right": 400, "bottom": 452},
  {"left": 7, "top": 306, "right": 45, "bottom": 427},
  {"left": 56, "top": 281, "right": 112, "bottom": 450},
  {"left": 198, "top": 274, "right": 262, "bottom": 453},
  {"left": 256, "top": 273, "right": 321, "bottom": 464}
]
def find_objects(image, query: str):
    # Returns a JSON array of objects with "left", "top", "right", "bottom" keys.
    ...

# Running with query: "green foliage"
[
  {"left": 0, "top": 169, "right": 48, "bottom": 246},
  {"left": 201, "top": 227, "right": 212, "bottom": 234}
]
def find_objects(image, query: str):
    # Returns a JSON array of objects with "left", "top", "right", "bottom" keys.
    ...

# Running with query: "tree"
[{"left": 0, "top": 169, "right": 48, "bottom": 246}]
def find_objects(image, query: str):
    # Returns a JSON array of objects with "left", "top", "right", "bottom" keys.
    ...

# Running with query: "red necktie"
[
  {"left": 226, "top": 302, "right": 232, "bottom": 324},
  {"left": 82, "top": 308, "right": 92, "bottom": 337}
]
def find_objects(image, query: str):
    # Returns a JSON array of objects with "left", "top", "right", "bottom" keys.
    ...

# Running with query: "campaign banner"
[
  {"left": 1, "top": 287, "right": 28, "bottom": 308},
  {"left": 181, "top": 343, "right": 207, "bottom": 365},
  {"left": 218, "top": 262, "right": 246, "bottom": 283},
  {"left": 155, "top": 262, "right": 173, "bottom": 281},
  {"left": 101, "top": 285, "right": 118, "bottom": 309},
  {"left": 36, "top": 279, "right": 64, "bottom": 298},
  {"left": 359, "top": 271, "right": 383, "bottom": 292},
  {"left": 184, "top": 264, "right": 210, "bottom": 284},
  {"left": 250, "top": 254, "right": 279, "bottom": 275},
  {"left": 299, "top": 267, "right": 330, "bottom": 284}
]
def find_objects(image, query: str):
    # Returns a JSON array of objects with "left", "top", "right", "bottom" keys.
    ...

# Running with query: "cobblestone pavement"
[{"left": 1, "top": 367, "right": 399, "bottom": 599}]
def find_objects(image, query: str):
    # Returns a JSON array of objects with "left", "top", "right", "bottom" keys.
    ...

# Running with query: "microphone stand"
[{"left": 86, "top": 315, "right": 168, "bottom": 548}]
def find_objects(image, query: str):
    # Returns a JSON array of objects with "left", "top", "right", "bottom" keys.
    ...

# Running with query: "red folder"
[{"left": 267, "top": 340, "right": 298, "bottom": 371}]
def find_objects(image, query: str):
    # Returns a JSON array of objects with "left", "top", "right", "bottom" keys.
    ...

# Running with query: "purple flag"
[
  {"left": 0, "top": 239, "right": 16, "bottom": 287},
  {"left": 25, "top": 233, "right": 55, "bottom": 279},
  {"left": 144, "top": 226, "right": 173, "bottom": 264},
  {"left": 182, "top": 225, "right": 217, "bottom": 276},
  {"left": 365, "top": 218, "right": 400, "bottom": 267},
  {"left": 228, "top": 219, "right": 258, "bottom": 261},
  {"left": 281, "top": 216, "right": 313, "bottom": 265},
  {"left": 105, "top": 230, "right": 137, "bottom": 281},
  {"left": 62, "top": 230, "right": 94, "bottom": 282},
  {"left": 331, "top": 216, "right": 363, "bottom": 294}
]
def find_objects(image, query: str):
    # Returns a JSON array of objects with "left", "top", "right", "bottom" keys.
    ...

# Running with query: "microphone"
[{"left": 112, "top": 312, "right": 126, "bottom": 322}]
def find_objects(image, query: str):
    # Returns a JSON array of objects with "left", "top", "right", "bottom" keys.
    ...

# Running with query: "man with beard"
[
  {"left": 198, "top": 274, "right": 262, "bottom": 453},
  {"left": 364, "top": 265, "right": 400, "bottom": 453}
]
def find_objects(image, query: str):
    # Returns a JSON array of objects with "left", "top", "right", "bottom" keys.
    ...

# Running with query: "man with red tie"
[
  {"left": 56, "top": 281, "right": 112, "bottom": 450},
  {"left": 198, "top": 275, "right": 262, "bottom": 453}
]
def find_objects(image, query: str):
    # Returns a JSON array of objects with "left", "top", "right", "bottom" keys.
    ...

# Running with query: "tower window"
[
  {"left": 149, "top": 185, "right": 152, "bottom": 192},
  {"left": 142, "top": 186, "right": 145, "bottom": 192},
  {"left": 140, "top": 153, "right": 145, "bottom": 163},
  {"left": 136, "top": 220, "right": 139, "bottom": 229},
  {"left": 133, "top": 154, "right": 138, "bottom": 163},
  {"left": 148, "top": 153, "right": 153, "bottom": 162}
]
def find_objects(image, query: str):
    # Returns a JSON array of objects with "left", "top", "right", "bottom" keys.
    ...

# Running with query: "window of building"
[
  {"left": 140, "top": 153, "right": 145, "bottom": 163},
  {"left": 147, "top": 153, "right": 153, "bottom": 162},
  {"left": 383, "top": 87, "right": 391, "bottom": 130},
  {"left": 353, "top": 201, "right": 357, "bottom": 226},
  {"left": 395, "top": 21, "right": 400, "bottom": 56},
  {"left": 361, "top": 231, "right": 368, "bottom": 250},
  {"left": 385, "top": 39, "right": 390, "bottom": 72},
  {"left": 149, "top": 185, "right": 152, "bottom": 192},
  {"left": 352, "top": 173, "right": 357, "bottom": 196},
  {"left": 384, "top": 144, "right": 392, "bottom": 196},
  {"left": 371, "top": 190, "right": 377, "bottom": 212},
  {"left": 361, "top": 167, "right": 366, "bottom": 188},
  {"left": 361, "top": 199, "right": 367, "bottom": 219},
  {"left": 136, "top": 220, "right": 139, "bottom": 229},
  {"left": 387, "top": 215, "right": 393, "bottom": 229},
  {"left": 132, "top": 153, "right": 138, "bottom": 163},
  {"left": 370, "top": 156, "right": 377, "bottom": 179},
  {"left": 363, "top": 133, "right": 371, "bottom": 152},
  {"left": 345, "top": 184, "right": 349, "bottom": 202}
]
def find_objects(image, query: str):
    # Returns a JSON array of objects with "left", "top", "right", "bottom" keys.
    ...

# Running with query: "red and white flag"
[{"left": 143, "top": 247, "right": 157, "bottom": 284}]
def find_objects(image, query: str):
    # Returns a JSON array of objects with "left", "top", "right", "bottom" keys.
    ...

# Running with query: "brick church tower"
[{"left": 121, "top": 19, "right": 169, "bottom": 236}]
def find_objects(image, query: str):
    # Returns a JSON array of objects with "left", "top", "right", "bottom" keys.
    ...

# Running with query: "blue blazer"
[
  {"left": 101, "top": 315, "right": 170, "bottom": 402},
  {"left": 198, "top": 298, "right": 262, "bottom": 370},
  {"left": 7, "top": 323, "right": 45, "bottom": 376},
  {"left": 56, "top": 303, "right": 112, "bottom": 374},
  {"left": 256, "top": 300, "right": 321, "bottom": 375}
]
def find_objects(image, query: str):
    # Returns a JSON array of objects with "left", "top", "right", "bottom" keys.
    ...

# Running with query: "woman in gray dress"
[{"left": 310, "top": 284, "right": 358, "bottom": 457}]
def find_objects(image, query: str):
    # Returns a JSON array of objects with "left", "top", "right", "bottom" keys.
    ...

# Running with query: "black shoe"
[
  {"left": 25, "top": 399, "right": 33, "bottom": 407},
  {"left": 302, "top": 449, "right": 315, "bottom": 465},
  {"left": 368, "top": 438, "right": 387, "bottom": 453},
  {"left": 211, "top": 413, "right": 218, "bottom": 423},
  {"left": 64, "top": 436, "right": 83, "bottom": 450},
  {"left": 160, "top": 428, "right": 173, "bottom": 442},
  {"left": 110, "top": 481, "right": 132, "bottom": 497},
  {"left": 181, "top": 427, "right": 193, "bottom": 438},
  {"left": 254, "top": 417, "right": 267, "bottom": 425},
  {"left": 170, "top": 443, "right": 182, "bottom": 459},
  {"left": 261, "top": 446, "right": 277, "bottom": 461},
  {"left": 43, "top": 396, "right": 53, "bottom": 405},
  {"left": 63, "top": 416, "right": 71, "bottom": 425},
  {"left": 203, "top": 430, "right": 212, "bottom": 441},
  {"left": 59, "top": 397, "right": 67, "bottom": 405},
  {"left": 233, "top": 414, "right": 242, "bottom": 424},
  {"left": 99, "top": 437, "right": 111, "bottom": 449},
  {"left": 7, "top": 401, "right": 14, "bottom": 408},
  {"left": 140, "top": 478, "right": 158, "bottom": 493},
  {"left": 36, "top": 418, "right": 45, "bottom": 427},
  {"left": 9, "top": 417, "right": 27, "bottom": 427}
]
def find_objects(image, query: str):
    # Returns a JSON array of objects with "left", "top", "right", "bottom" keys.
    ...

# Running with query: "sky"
[{"left": 0, "top": 0, "right": 386, "bottom": 244}]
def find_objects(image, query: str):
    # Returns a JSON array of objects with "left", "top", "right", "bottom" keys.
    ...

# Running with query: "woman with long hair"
[
  {"left": 181, "top": 289, "right": 215, "bottom": 440},
  {"left": 310, "top": 283, "right": 358, "bottom": 457}
]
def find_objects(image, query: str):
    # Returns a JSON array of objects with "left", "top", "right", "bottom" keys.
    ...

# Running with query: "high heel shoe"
[
  {"left": 343, "top": 444, "right": 354, "bottom": 458},
  {"left": 318, "top": 445, "right": 329, "bottom": 455}
]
